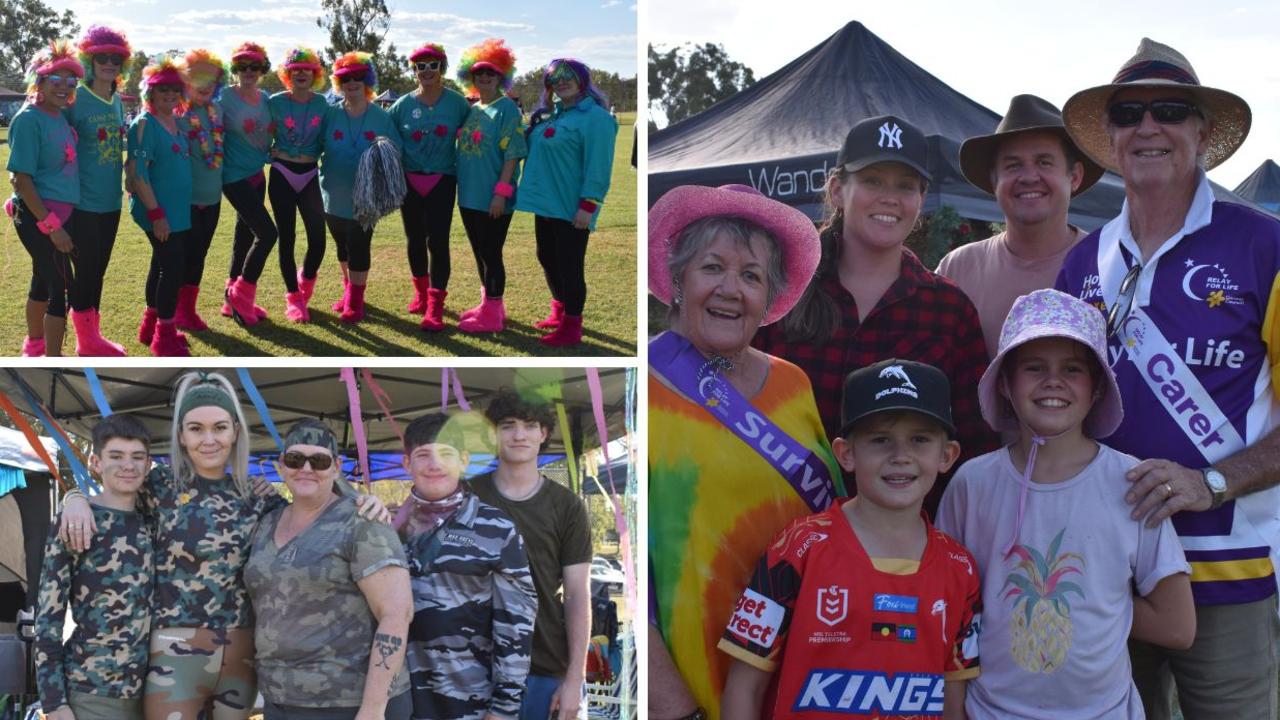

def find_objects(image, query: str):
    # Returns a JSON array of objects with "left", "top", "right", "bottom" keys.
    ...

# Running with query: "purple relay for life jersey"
[{"left": 1055, "top": 178, "right": 1280, "bottom": 606}]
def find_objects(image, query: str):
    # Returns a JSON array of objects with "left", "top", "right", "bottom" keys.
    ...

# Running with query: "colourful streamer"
[
  {"left": 0, "top": 388, "right": 67, "bottom": 492},
  {"left": 339, "top": 368, "right": 372, "bottom": 488},
  {"left": 440, "top": 368, "right": 472, "bottom": 412},
  {"left": 362, "top": 369, "right": 405, "bottom": 449},
  {"left": 555, "top": 401, "right": 578, "bottom": 494},
  {"left": 9, "top": 379, "right": 93, "bottom": 493},
  {"left": 83, "top": 368, "right": 114, "bottom": 417},
  {"left": 236, "top": 368, "right": 284, "bottom": 451},
  {"left": 587, "top": 367, "right": 635, "bottom": 606}
]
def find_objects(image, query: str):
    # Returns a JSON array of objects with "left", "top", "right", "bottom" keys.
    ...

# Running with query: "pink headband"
[
  {"left": 38, "top": 57, "right": 85, "bottom": 78},
  {"left": 410, "top": 46, "right": 446, "bottom": 62},
  {"left": 232, "top": 50, "right": 266, "bottom": 63},
  {"left": 470, "top": 61, "right": 500, "bottom": 74},
  {"left": 144, "top": 68, "right": 184, "bottom": 87},
  {"left": 83, "top": 44, "right": 130, "bottom": 57},
  {"left": 334, "top": 64, "right": 371, "bottom": 77}
]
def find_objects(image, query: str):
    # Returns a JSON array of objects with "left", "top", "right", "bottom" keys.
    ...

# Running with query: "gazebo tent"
[
  {"left": 1234, "top": 159, "right": 1280, "bottom": 213},
  {"left": 649, "top": 21, "right": 1264, "bottom": 231}
]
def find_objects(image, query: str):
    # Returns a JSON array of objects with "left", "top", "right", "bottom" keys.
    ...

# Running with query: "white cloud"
[{"left": 602, "top": 0, "right": 621, "bottom": 6}]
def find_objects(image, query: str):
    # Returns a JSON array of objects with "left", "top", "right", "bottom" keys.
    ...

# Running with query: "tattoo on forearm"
[{"left": 374, "top": 632, "right": 402, "bottom": 670}]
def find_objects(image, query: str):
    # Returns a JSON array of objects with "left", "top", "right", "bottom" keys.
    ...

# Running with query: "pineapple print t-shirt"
[
  {"left": 718, "top": 499, "right": 981, "bottom": 719},
  {"left": 936, "top": 444, "right": 1189, "bottom": 719}
]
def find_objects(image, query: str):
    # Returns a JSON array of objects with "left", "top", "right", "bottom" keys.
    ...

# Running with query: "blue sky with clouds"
[{"left": 49, "top": 0, "right": 637, "bottom": 77}]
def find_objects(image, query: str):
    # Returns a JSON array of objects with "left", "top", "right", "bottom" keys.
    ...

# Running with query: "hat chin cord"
[{"left": 1002, "top": 418, "right": 1073, "bottom": 558}]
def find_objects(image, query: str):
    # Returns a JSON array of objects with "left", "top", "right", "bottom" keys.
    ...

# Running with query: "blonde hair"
[{"left": 169, "top": 371, "right": 251, "bottom": 497}]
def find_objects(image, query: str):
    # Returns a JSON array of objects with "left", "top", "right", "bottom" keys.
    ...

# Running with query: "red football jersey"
[{"left": 719, "top": 500, "right": 981, "bottom": 718}]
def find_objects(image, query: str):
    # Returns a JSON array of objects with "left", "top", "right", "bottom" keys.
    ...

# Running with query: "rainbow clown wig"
[
  {"left": 456, "top": 38, "right": 515, "bottom": 97},
  {"left": 24, "top": 40, "right": 85, "bottom": 103},
  {"left": 183, "top": 49, "right": 227, "bottom": 99},
  {"left": 409, "top": 43, "right": 447, "bottom": 72},
  {"left": 77, "top": 25, "right": 132, "bottom": 86},
  {"left": 278, "top": 47, "right": 327, "bottom": 92},
  {"left": 141, "top": 54, "right": 188, "bottom": 114},
  {"left": 538, "top": 57, "right": 607, "bottom": 112},
  {"left": 331, "top": 52, "right": 377, "bottom": 99},
  {"left": 229, "top": 42, "right": 270, "bottom": 72}
]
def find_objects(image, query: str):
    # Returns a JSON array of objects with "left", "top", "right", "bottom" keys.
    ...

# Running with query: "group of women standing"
[{"left": 6, "top": 27, "right": 619, "bottom": 356}]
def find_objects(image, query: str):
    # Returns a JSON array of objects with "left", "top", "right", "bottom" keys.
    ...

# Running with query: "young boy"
[
  {"left": 720, "top": 359, "right": 981, "bottom": 719},
  {"left": 34, "top": 414, "right": 154, "bottom": 720},
  {"left": 397, "top": 412, "right": 539, "bottom": 720}
]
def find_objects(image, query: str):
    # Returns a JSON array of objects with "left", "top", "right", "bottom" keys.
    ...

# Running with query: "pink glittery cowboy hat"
[
  {"left": 648, "top": 184, "right": 821, "bottom": 326},
  {"left": 978, "top": 288, "right": 1123, "bottom": 438}
]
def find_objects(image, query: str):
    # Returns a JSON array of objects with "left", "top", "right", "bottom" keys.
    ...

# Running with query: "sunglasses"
[
  {"left": 414, "top": 60, "right": 442, "bottom": 72},
  {"left": 472, "top": 67, "right": 499, "bottom": 78},
  {"left": 1106, "top": 262, "right": 1142, "bottom": 338},
  {"left": 154, "top": 84, "right": 183, "bottom": 94},
  {"left": 341, "top": 72, "right": 369, "bottom": 85},
  {"left": 280, "top": 450, "right": 335, "bottom": 471},
  {"left": 42, "top": 74, "right": 76, "bottom": 89},
  {"left": 233, "top": 63, "right": 268, "bottom": 74},
  {"left": 1107, "top": 99, "right": 1200, "bottom": 128},
  {"left": 93, "top": 54, "right": 124, "bottom": 67},
  {"left": 546, "top": 67, "right": 578, "bottom": 86}
]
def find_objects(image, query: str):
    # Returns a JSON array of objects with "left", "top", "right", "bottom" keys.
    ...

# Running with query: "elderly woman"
[
  {"left": 268, "top": 47, "right": 330, "bottom": 322},
  {"left": 388, "top": 43, "right": 470, "bottom": 331},
  {"left": 64, "top": 25, "right": 133, "bottom": 356},
  {"left": 245, "top": 419, "right": 413, "bottom": 719},
  {"left": 57, "top": 372, "right": 390, "bottom": 718},
  {"left": 752, "top": 114, "right": 996, "bottom": 516},
  {"left": 7, "top": 40, "right": 83, "bottom": 357},
  {"left": 453, "top": 38, "right": 526, "bottom": 334},
  {"left": 321, "top": 51, "right": 402, "bottom": 324},
  {"left": 647, "top": 184, "right": 842, "bottom": 720},
  {"left": 127, "top": 54, "right": 194, "bottom": 357},
  {"left": 220, "top": 41, "right": 278, "bottom": 326},
  {"left": 515, "top": 58, "right": 617, "bottom": 347}
]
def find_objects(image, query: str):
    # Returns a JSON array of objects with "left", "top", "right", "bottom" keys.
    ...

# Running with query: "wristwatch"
[{"left": 1202, "top": 467, "right": 1227, "bottom": 510}]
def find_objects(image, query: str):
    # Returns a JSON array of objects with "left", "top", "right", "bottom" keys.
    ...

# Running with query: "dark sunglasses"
[
  {"left": 1105, "top": 262, "right": 1142, "bottom": 338},
  {"left": 154, "top": 84, "right": 183, "bottom": 94},
  {"left": 472, "top": 67, "right": 499, "bottom": 78},
  {"left": 93, "top": 54, "right": 124, "bottom": 66},
  {"left": 233, "top": 63, "right": 268, "bottom": 74},
  {"left": 280, "top": 450, "right": 335, "bottom": 471},
  {"left": 414, "top": 60, "right": 442, "bottom": 72},
  {"left": 42, "top": 74, "right": 76, "bottom": 88},
  {"left": 1107, "top": 99, "right": 1200, "bottom": 128},
  {"left": 341, "top": 72, "right": 369, "bottom": 85}
]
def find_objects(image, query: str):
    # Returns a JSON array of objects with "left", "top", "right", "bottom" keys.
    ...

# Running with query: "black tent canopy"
[
  {"left": 1234, "top": 159, "right": 1280, "bottom": 213},
  {"left": 650, "top": 21, "right": 1264, "bottom": 231}
]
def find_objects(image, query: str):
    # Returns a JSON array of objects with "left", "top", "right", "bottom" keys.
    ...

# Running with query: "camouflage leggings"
[{"left": 144, "top": 627, "right": 257, "bottom": 720}]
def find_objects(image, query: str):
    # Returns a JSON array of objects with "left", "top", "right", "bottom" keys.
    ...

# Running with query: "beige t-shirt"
[{"left": 936, "top": 227, "right": 1087, "bottom": 358}]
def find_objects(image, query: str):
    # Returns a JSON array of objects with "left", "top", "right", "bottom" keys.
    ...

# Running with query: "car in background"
[{"left": 590, "top": 556, "right": 625, "bottom": 588}]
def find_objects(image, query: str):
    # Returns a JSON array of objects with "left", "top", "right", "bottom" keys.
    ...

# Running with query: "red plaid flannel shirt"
[{"left": 754, "top": 248, "right": 998, "bottom": 516}]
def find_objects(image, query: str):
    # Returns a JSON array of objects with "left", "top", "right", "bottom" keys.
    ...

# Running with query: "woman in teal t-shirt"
[
  {"left": 6, "top": 41, "right": 83, "bottom": 357},
  {"left": 388, "top": 43, "right": 470, "bottom": 331},
  {"left": 452, "top": 39, "right": 526, "bottom": 335},
  {"left": 59, "top": 25, "right": 133, "bottom": 356},
  {"left": 515, "top": 57, "right": 617, "bottom": 348},
  {"left": 126, "top": 55, "right": 194, "bottom": 357}
]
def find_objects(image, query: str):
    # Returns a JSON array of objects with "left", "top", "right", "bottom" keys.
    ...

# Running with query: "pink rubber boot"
[
  {"left": 332, "top": 278, "right": 351, "bottom": 313},
  {"left": 174, "top": 285, "right": 209, "bottom": 331},
  {"left": 419, "top": 288, "right": 448, "bottom": 331},
  {"left": 150, "top": 319, "right": 190, "bottom": 357},
  {"left": 226, "top": 278, "right": 263, "bottom": 327},
  {"left": 297, "top": 270, "right": 317, "bottom": 304},
  {"left": 406, "top": 275, "right": 432, "bottom": 314},
  {"left": 20, "top": 336, "right": 45, "bottom": 357},
  {"left": 539, "top": 313, "right": 583, "bottom": 347},
  {"left": 458, "top": 297, "right": 505, "bottom": 334},
  {"left": 534, "top": 299, "right": 565, "bottom": 330},
  {"left": 71, "top": 309, "right": 127, "bottom": 357},
  {"left": 138, "top": 307, "right": 158, "bottom": 345},
  {"left": 285, "top": 290, "right": 310, "bottom": 323},
  {"left": 340, "top": 283, "right": 366, "bottom": 324},
  {"left": 459, "top": 287, "right": 487, "bottom": 322}
]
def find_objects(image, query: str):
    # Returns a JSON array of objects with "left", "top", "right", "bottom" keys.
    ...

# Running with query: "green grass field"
[{"left": 0, "top": 114, "right": 637, "bottom": 357}]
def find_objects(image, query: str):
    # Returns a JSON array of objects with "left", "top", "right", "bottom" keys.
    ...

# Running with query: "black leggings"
[
  {"left": 144, "top": 229, "right": 188, "bottom": 319},
  {"left": 185, "top": 203, "right": 222, "bottom": 287},
  {"left": 325, "top": 215, "right": 374, "bottom": 273},
  {"left": 222, "top": 174, "right": 278, "bottom": 283},
  {"left": 459, "top": 207, "right": 513, "bottom": 297},
  {"left": 399, "top": 174, "right": 457, "bottom": 287},
  {"left": 15, "top": 201, "right": 79, "bottom": 318},
  {"left": 534, "top": 215, "right": 590, "bottom": 315},
  {"left": 269, "top": 160, "right": 326, "bottom": 290},
  {"left": 70, "top": 208, "right": 120, "bottom": 309}
]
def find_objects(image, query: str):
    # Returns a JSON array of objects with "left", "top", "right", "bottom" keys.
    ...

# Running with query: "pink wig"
[
  {"left": 456, "top": 38, "right": 516, "bottom": 97},
  {"left": 331, "top": 51, "right": 377, "bottom": 99},
  {"left": 278, "top": 46, "right": 328, "bottom": 92},
  {"left": 24, "top": 40, "right": 84, "bottom": 103},
  {"left": 142, "top": 54, "right": 188, "bottom": 115},
  {"left": 77, "top": 25, "right": 132, "bottom": 85}
]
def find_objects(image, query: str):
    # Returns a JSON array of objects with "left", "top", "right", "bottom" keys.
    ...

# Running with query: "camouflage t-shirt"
[
  {"left": 244, "top": 495, "right": 411, "bottom": 707},
  {"left": 35, "top": 503, "right": 153, "bottom": 710},
  {"left": 401, "top": 490, "right": 537, "bottom": 720},
  {"left": 141, "top": 465, "right": 286, "bottom": 629}
]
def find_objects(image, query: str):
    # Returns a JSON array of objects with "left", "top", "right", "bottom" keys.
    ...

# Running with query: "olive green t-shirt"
[{"left": 469, "top": 473, "right": 593, "bottom": 677}]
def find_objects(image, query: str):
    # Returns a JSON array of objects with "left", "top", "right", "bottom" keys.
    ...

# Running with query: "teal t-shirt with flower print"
[
  {"left": 318, "top": 103, "right": 401, "bottom": 220},
  {"left": 456, "top": 95, "right": 527, "bottom": 214},
  {"left": 389, "top": 87, "right": 469, "bottom": 175},
  {"left": 515, "top": 95, "right": 616, "bottom": 231},
  {"left": 127, "top": 111, "right": 193, "bottom": 233},
  {"left": 6, "top": 104, "right": 80, "bottom": 205},
  {"left": 269, "top": 91, "right": 329, "bottom": 158},
  {"left": 176, "top": 103, "right": 225, "bottom": 207},
  {"left": 64, "top": 85, "right": 125, "bottom": 212},
  {"left": 216, "top": 88, "right": 273, "bottom": 184}
]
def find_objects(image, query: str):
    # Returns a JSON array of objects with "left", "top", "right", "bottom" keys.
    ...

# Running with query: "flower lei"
[{"left": 186, "top": 105, "right": 225, "bottom": 170}]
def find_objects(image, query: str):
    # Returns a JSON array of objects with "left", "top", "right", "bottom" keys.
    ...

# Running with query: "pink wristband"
[
  {"left": 493, "top": 181, "right": 515, "bottom": 199},
  {"left": 578, "top": 199, "right": 599, "bottom": 214},
  {"left": 36, "top": 212, "right": 62, "bottom": 235},
  {"left": 147, "top": 207, "right": 166, "bottom": 222}
]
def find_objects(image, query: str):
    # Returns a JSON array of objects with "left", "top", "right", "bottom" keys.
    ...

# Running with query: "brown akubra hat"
[{"left": 960, "top": 94, "right": 1104, "bottom": 196}]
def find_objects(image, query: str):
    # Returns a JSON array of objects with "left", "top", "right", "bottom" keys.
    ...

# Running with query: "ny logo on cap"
[{"left": 878, "top": 122, "right": 903, "bottom": 149}]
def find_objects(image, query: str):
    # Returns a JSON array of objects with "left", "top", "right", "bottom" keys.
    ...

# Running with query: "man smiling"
[{"left": 1056, "top": 38, "right": 1280, "bottom": 719}]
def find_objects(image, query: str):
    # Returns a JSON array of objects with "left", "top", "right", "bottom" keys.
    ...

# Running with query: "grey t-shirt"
[{"left": 244, "top": 495, "right": 410, "bottom": 707}]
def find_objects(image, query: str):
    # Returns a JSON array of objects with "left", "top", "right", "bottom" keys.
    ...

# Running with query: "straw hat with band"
[
  {"left": 959, "top": 94, "right": 1103, "bottom": 196},
  {"left": 1062, "top": 37, "right": 1251, "bottom": 173},
  {"left": 648, "top": 184, "right": 821, "bottom": 326}
]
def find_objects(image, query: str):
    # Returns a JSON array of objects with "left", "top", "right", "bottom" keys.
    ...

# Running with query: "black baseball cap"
[
  {"left": 835, "top": 114, "right": 932, "bottom": 183},
  {"left": 838, "top": 358, "right": 955, "bottom": 437}
]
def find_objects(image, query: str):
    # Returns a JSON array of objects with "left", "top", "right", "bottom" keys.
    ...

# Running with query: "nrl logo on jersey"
[{"left": 1182, "top": 258, "right": 1242, "bottom": 308}]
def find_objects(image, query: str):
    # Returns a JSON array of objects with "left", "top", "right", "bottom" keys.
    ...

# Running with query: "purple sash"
[
  {"left": 271, "top": 161, "right": 318, "bottom": 193},
  {"left": 649, "top": 331, "right": 837, "bottom": 513},
  {"left": 405, "top": 171, "right": 442, "bottom": 198}
]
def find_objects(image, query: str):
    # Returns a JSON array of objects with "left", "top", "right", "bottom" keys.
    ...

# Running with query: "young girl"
[{"left": 936, "top": 289, "right": 1195, "bottom": 718}]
